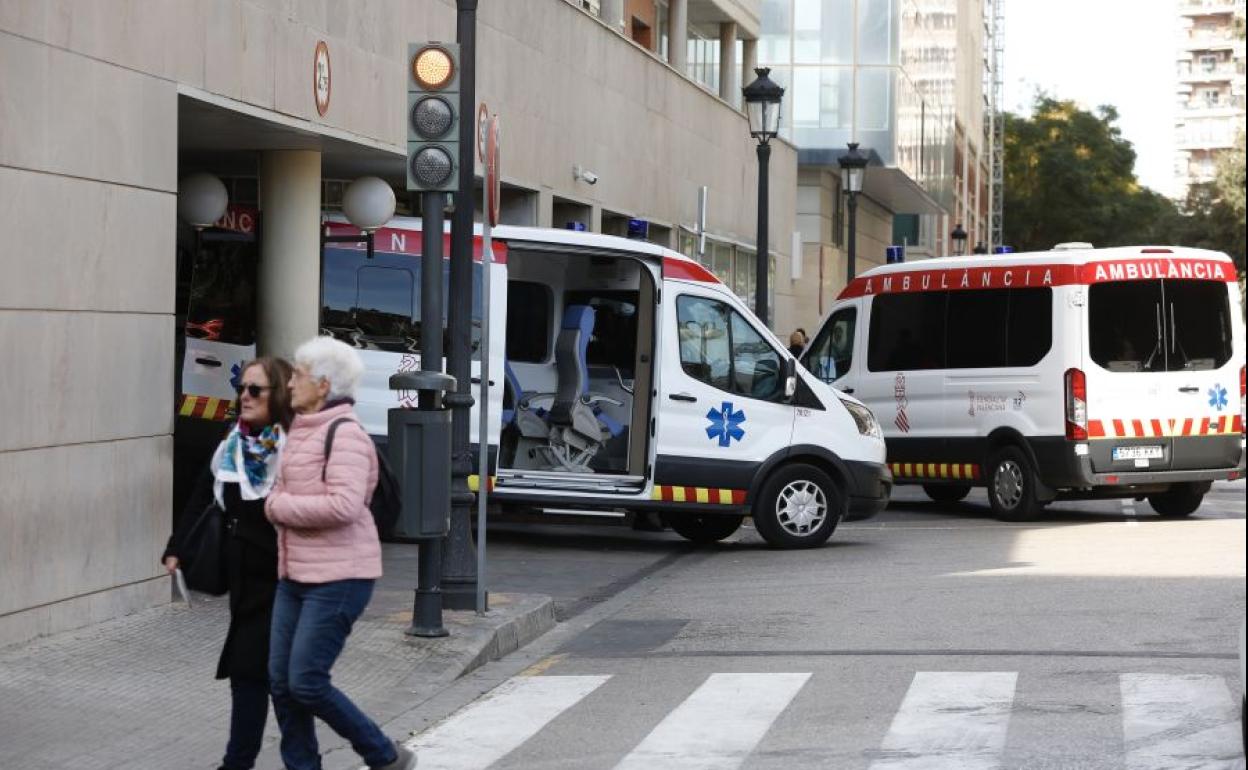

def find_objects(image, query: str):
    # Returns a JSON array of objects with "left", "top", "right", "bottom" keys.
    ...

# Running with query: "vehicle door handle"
[
  {"left": 470, "top": 378, "right": 496, "bottom": 386},
  {"left": 669, "top": 393, "right": 697, "bottom": 403},
  {"left": 194, "top": 357, "right": 222, "bottom": 368},
  {"left": 1178, "top": 386, "right": 1199, "bottom": 393},
  {"left": 842, "top": 387, "right": 855, "bottom": 394}
]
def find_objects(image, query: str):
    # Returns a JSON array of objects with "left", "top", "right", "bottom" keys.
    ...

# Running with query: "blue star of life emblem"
[
  {"left": 229, "top": 362, "right": 244, "bottom": 391},
  {"left": 1208, "top": 384, "right": 1228, "bottom": 411},
  {"left": 706, "top": 401, "right": 746, "bottom": 447}
]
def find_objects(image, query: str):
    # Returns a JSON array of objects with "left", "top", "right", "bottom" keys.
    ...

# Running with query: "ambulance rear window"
[{"left": 1088, "top": 279, "right": 1232, "bottom": 372}]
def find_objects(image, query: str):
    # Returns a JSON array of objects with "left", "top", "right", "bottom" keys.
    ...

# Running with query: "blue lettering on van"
[
  {"left": 706, "top": 402, "right": 746, "bottom": 447},
  {"left": 1208, "top": 385, "right": 1227, "bottom": 411}
]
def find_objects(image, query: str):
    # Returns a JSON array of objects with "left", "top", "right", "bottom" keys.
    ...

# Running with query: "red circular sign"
[
  {"left": 486, "top": 116, "right": 501, "bottom": 227},
  {"left": 477, "top": 103, "right": 490, "bottom": 164},
  {"left": 313, "top": 41, "right": 331, "bottom": 116}
]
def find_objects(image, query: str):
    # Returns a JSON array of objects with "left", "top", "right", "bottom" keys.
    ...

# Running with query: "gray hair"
[{"left": 293, "top": 336, "right": 364, "bottom": 401}]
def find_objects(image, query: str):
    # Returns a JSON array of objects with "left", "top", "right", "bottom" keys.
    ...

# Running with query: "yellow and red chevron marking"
[
  {"left": 651, "top": 485, "right": 747, "bottom": 505},
  {"left": 177, "top": 394, "right": 234, "bottom": 421},
  {"left": 467, "top": 475, "right": 496, "bottom": 493},
  {"left": 1087, "top": 415, "right": 1243, "bottom": 439},
  {"left": 889, "top": 462, "right": 982, "bottom": 481}
]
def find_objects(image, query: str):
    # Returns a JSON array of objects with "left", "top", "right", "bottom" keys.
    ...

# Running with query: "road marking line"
[
  {"left": 869, "top": 671, "right": 1017, "bottom": 770},
  {"left": 1120, "top": 673, "right": 1245, "bottom": 770},
  {"left": 614, "top": 672, "right": 811, "bottom": 769},
  {"left": 1122, "top": 498, "right": 1139, "bottom": 527},
  {"left": 406, "top": 675, "right": 609, "bottom": 769}
]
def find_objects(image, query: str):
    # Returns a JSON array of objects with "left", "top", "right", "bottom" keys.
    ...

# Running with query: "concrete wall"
[
  {"left": 0, "top": 26, "right": 178, "bottom": 646},
  {"left": 0, "top": 0, "right": 797, "bottom": 645}
]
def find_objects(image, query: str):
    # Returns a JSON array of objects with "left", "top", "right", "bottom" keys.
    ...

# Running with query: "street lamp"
[
  {"left": 950, "top": 223, "right": 968, "bottom": 256},
  {"left": 838, "top": 142, "right": 868, "bottom": 282},
  {"left": 743, "top": 67, "right": 784, "bottom": 325}
]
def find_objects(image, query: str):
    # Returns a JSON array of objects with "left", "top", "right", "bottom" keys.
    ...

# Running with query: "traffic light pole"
[
  {"left": 443, "top": 0, "right": 482, "bottom": 611},
  {"left": 409, "top": 191, "right": 449, "bottom": 638}
]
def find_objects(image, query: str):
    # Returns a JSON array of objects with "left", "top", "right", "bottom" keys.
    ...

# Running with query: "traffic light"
[{"left": 407, "top": 42, "right": 460, "bottom": 192}]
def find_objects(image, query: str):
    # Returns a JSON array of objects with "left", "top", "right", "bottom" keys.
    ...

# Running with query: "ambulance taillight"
[{"left": 1065, "top": 368, "right": 1088, "bottom": 441}]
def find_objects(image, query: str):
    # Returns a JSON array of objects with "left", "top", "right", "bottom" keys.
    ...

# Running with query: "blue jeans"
[
  {"left": 221, "top": 676, "right": 269, "bottom": 770},
  {"left": 268, "top": 578, "right": 396, "bottom": 770}
]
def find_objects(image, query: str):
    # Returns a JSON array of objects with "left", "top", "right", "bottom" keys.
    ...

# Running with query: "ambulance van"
[
  {"left": 316, "top": 218, "right": 891, "bottom": 548},
  {"left": 801, "top": 244, "right": 1245, "bottom": 521}
]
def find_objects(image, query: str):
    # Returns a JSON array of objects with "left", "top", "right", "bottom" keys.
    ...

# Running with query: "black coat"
[{"left": 165, "top": 465, "right": 278, "bottom": 682}]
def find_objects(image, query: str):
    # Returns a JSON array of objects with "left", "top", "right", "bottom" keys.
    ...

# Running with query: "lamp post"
[
  {"left": 837, "top": 142, "right": 867, "bottom": 282},
  {"left": 950, "top": 222, "right": 968, "bottom": 256},
  {"left": 742, "top": 67, "right": 784, "bottom": 325}
]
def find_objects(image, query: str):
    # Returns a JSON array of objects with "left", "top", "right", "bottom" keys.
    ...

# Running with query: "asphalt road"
[{"left": 384, "top": 481, "right": 1247, "bottom": 769}]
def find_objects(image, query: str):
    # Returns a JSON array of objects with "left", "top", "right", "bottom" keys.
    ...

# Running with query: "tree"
[{"left": 1003, "top": 96, "right": 1174, "bottom": 252}]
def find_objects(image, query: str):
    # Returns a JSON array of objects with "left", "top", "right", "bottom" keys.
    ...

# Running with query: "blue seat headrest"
[{"left": 562, "top": 305, "right": 595, "bottom": 336}]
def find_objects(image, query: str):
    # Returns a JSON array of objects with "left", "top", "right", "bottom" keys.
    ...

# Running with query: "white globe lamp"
[
  {"left": 177, "top": 173, "right": 229, "bottom": 229},
  {"left": 342, "top": 176, "right": 396, "bottom": 233}
]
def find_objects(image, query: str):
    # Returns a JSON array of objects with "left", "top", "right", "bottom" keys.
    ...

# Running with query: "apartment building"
[
  {"left": 0, "top": 0, "right": 798, "bottom": 646},
  {"left": 1174, "top": 0, "right": 1247, "bottom": 198}
]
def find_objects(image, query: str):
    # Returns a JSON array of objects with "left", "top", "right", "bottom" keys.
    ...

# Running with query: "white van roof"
[{"left": 838, "top": 246, "right": 1239, "bottom": 300}]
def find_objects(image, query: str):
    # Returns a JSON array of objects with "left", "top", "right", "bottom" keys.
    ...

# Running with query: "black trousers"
[{"left": 221, "top": 676, "right": 269, "bottom": 770}]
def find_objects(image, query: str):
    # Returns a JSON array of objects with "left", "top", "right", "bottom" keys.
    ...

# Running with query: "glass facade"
[{"left": 760, "top": 0, "right": 956, "bottom": 214}]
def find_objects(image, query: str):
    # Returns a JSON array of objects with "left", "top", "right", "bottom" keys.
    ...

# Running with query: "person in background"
[
  {"left": 163, "top": 356, "right": 294, "bottom": 770},
  {"left": 265, "top": 336, "right": 416, "bottom": 770},
  {"left": 789, "top": 328, "right": 808, "bottom": 357}
]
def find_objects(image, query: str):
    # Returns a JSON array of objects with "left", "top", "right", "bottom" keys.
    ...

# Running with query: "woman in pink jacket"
[{"left": 265, "top": 337, "right": 415, "bottom": 770}]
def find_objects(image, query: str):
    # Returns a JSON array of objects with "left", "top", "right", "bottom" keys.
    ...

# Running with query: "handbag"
[{"left": 178, "top": 501, "right": 227, "bottom": 596}]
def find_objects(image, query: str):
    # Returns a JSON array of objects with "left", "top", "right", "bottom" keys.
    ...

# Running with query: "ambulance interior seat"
[{"left": 538, "top": 305, "right": 624, "bottom": 472}]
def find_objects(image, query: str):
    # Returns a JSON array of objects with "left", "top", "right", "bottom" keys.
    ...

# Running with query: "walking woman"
[
  {"left": 163, "top": 356, "right": 294, "bottom": 770},
  {"left": 265, "top": 336, "right": 415, "bottom": 770}
]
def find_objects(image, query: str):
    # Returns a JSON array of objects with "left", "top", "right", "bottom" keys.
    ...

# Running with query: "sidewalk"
[
  {"left": 0, "top": 521, "right": 690, "bottom": 770},
  {"left": 0, "top": 544, "right": 555, "bottom": 770}
]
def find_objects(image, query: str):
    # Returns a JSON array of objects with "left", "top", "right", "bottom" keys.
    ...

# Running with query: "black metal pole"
[
  {"left": 409, "top": 191, "right": 448, "bottom": 638},
  {"left": 443, "top": 0, "right": 482, "bottom": 611},
  {"left": 846, "top": 192, "right": 858, "bottom": 282},
  {"left": 754, "top": 141, "right": 770, "bottom": 326}
]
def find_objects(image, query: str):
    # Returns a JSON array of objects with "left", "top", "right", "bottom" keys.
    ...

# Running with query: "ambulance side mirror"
[{"left": 783, "top": 358, "right": 798, "bottom": 400}]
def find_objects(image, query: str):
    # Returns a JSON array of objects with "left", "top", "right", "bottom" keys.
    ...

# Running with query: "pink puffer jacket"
[{"left": 266, "top": 402, "right": 381, "bottom": 582}]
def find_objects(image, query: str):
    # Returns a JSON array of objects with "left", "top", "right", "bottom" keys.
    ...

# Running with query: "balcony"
[
  {"left": 1178, "top": 0, "right": 1245, "bottom": 16},
  {"left": 1178, "top": 62, "right": 1243, "bottom": 83}
]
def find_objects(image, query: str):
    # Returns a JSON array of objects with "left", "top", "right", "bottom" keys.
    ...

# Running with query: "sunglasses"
[{"left": 235, "top": 383, "right": 272, "bottom": 399}]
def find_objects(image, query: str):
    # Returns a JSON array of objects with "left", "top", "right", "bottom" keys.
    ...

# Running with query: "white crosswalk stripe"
[
  {"left": 405, "top": 674, "right": 609, "bottom": 770},
  {"left": 1120, "top": 673, "right": 1246, "bottom": 770},
  {"left": 614, "top": 672, "right": 811, "bottom": 770},
  {"left": 868, "top": 671, "right": 1018, "bottom": 770},
  {"left": 399, "top": 670, "right": 1244, "bottom": 769}
]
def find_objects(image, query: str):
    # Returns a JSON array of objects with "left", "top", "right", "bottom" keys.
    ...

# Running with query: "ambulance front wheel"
[
  {"left": 752, "top": 463, "right": 843, "bottom": 549},
  {"left": 923, "top": 484, "right": 971, "bottom": 504},
  {"left": 1147, "top": 483, "right": 1205, "bottom": 518},
  {"left": 987, "top": 446, "right": 1042, "bottom": 522},
  {"left": 663, "top": 513, "right": 745, "bottom": 544}
]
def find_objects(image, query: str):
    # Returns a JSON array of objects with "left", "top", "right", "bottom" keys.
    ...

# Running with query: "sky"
[{"left": 1004, "top": 0, "right": 1176, "bottom": 197}]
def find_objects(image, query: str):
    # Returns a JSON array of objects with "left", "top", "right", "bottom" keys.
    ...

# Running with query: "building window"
[
  {"left": 1200, "top": 54, "right": 1218, "bottom": 73},
  {"left": 1202, "top": 88, "right": 1221, "bottom": 107}
]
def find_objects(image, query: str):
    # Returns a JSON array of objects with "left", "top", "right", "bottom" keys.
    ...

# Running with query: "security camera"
[{"left": 573, "top": 165, "right": 599, "bottom": 185}]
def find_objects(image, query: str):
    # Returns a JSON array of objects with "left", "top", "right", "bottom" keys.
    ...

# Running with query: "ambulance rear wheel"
[
  {"left": 987, "top": 446, "right": 1042, "bottom": 522},
  {"left": 752, "top": 463, "right": 843, "bottom": 549},
  {"left": 664, "top": 513, "right": 744, "bottom": 544},
  {"left": 923, "top": 484, "right": 971, "bottom": 504},
  {"left": 1147, "top": 484, "right": 1204, "bottom": 518}
]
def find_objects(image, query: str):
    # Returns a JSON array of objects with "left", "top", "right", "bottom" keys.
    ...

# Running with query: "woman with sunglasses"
[{"left": 163, "top": 356, "right": 295, "bottom": 770}]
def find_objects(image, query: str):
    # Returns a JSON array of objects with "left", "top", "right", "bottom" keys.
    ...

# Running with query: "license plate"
[{"left": 1113, "top": 445, "right": 1163, "bottom": 461}]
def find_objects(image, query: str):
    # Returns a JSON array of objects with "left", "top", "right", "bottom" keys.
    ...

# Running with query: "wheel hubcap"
[
  {"left": 776, "top": 480, "right": 827, "bottom": 536},
  {"left": 994, "top": 460, "right": 1024, "bottom": 509}
]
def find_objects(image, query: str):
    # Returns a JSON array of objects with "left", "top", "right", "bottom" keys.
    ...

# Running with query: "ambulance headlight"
[{"left": 840, "top": 398, "right": 883, "bottom": 440}]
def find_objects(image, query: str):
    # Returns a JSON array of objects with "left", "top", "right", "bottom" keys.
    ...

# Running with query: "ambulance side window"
[
  {"left": 676, "top": 295, "right": 784, "bottom": 402},
  {"left": 804, "top": 308, "right": 856, "bottom": 382}
]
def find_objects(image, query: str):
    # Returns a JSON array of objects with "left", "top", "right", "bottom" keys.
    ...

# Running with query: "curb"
[{"left": 455, "top": 594, "right": 558, "bottom": 677}]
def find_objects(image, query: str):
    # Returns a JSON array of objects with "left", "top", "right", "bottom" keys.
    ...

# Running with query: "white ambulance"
[
  {"left": 318, "top": 218, "right": 891, "bottom": 548},
  {"left": 802, "top": 245, "right": 1245, "bottom": 521}
]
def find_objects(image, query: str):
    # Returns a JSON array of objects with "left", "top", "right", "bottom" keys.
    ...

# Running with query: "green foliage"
[{"left": 1003, "top": 95, "right": 1246, "bottom": 284}]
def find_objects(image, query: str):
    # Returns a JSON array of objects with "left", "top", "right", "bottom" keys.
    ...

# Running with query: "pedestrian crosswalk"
[{"left": 402, "top": 670, "right": 1246, "bottom": 770}]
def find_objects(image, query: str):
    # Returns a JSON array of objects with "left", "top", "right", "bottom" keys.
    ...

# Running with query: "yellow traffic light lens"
[{"left": 413, "top": 47, "right": 454, "bottom": 89}]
